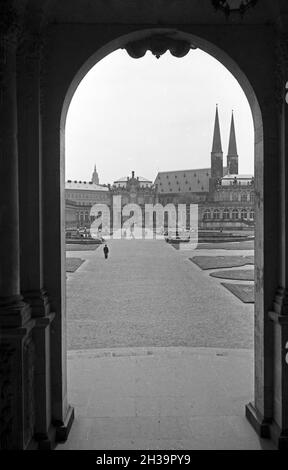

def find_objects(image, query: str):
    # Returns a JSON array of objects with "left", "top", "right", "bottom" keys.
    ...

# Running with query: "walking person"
[{"left": 103, "top": 244, "right": 109, "bottom": 260}]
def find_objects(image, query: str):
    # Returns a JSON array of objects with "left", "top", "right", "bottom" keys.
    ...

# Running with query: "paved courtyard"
[
  {"left": 66, "top": 239, "right": 254, "bottom": 350},
  {"left": 58, "top": 239, "right": 273, "bottom": 450}
]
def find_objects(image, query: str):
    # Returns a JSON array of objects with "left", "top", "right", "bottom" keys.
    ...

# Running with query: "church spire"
[
  {"left": 227, "top": 111, "right": 239, "bottom": 175},
  {"left": 228, "top": 111, "right": 238, "bottom": 155},
  {"left": 211, "top": 105, "right": 223, "bottom": 180},
  {"left": 212, "top": 105, "right": 223, "bottom": 154},
  {"left": 91, "top": 164, "right": 99, "bottom": 184}
]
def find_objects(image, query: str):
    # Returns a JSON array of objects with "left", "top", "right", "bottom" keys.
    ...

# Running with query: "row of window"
[
  {"left": 217, "top": 192, "right": 254, "bottom": 202},
  {"left": 157, "top": 187, "right": 254, "bottom": 202},
  {"left": 159, "top": 180, "right": 202, "bottom": 187},
  {"left": 203, "top": 209, "right": 254, "bottom": 220},
  {"left": 159, "top": 173, "right": 209, "bottom": 180},
  {"left": 160, "top": 187, "right": 205, "bottom": 193},
  {"left": 67, "top": 193, "right": 108, "bottom": 200},
  {"left": 232, "top": 193, "right": 254, "bottom": 202},
  {"left": 77, "top": 212, "right": 90, "bottom": 223}
]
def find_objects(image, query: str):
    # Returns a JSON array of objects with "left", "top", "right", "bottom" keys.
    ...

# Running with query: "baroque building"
[
  {"left": 155, "top": 107, "right": 255, "bottom": 230},
  {"left": 65, "top": 166, "right": 110, "bottom": 231},
  {"left": 66, "top": 109, "right": 254, "bottom": 234},
  {"left": 109, "top": 171, "right": 158, "bottom": 230}
]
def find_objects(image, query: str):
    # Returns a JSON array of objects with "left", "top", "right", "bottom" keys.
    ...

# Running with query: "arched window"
[
  {"left": 213, "top": 209, "right": 220, "bottom": 220},
  {"left": 250, "top": 192, "right": 255, "bottom": 203},
  {"left": 241, "top": 209, "right": 248, "bottom": 219},
  {"left": 250, "top": 210, "right": 255, "bottom": 220},
  {"left": 241, "top": 193, "right": 248, "bottom": 202},
  {"left": 232, "top": 209, "right": 239, "bottom": 220},
  {"left": 203, "top": 210, "right": 211, "bottom": 220},
  {"left": 223, "top": 209, "right": 230, "bottom": 220},
  {"left": 232, "top": 192, "right": 239, "bottom": 202}
]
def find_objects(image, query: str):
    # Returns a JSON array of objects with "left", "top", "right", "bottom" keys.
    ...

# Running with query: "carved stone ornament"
[
  {"left": 275, "top": 34, "right": 288, "bottom": 107},
  {"left": 211, "top": 0, "right": 258, "bottom": 18},
  {"left": 124, "top": 34, "right": 196, "bottom": 59}
]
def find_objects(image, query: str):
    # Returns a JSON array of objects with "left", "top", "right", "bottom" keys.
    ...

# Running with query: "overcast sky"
[{"left": 65, "top": 48, "right": 254, "bottom": 184}]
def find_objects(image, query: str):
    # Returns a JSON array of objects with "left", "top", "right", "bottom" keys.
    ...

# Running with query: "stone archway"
[
  {"left": 2, "top": 0, "right": 288, "bottom": 450},
  {"left": 56, "top": 27, "right": 266, "bottom": 442}
]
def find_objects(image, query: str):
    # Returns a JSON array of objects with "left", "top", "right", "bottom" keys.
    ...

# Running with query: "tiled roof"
[
  {"left": 65, "top": 181, "right": 109, "bottom": 191},
  {"left": 222, "top": 174, "right": 253, "bottom": 180},
  {"left": 154, "top": 169, "right": 211, "bottom": 194}
]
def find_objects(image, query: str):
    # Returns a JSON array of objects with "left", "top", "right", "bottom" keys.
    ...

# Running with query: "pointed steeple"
[
  {"left": 91, "top": 164, "right": 99, "bottom": 184},
  {"left": 211, "top": 105, "right": 223, "bottom": 180},
  {"left": 228, "top": 111, "right": 238, "bottom": 155},
  {"left": 227, "top": 111, "right": 239, "bottom": 175},
  {"left": 212, "top": 105, "right": 223, "bottom": 154}
]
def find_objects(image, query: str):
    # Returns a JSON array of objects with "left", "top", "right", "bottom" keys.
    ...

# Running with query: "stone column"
[
  {"left": 245, "top": 54, "right": 279, "bottom": 445},
  {"left": 0, "top": 35, "right": 22, "bottom": 305},
  {"left": 17, "top": 29, "right": 55, "bottom": 449},
  {"left": 0, "top": 19, "right": 35, "bottom": 449},
  {"left": 246, "top": 33, "right": 288, "bottom": 449},
  {"left": 41, "top": 31, "right": 74, "bottom": 443},
  {"left": 267, "top": 38, "right": 288, "bottom": 448},
  {"left": 17, "top": 33, "right": 50, "bottom": 313}
]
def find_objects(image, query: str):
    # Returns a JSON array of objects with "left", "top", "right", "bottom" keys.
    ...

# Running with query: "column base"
[
  {"left": 23, "top": 289, "right": 51, "bottom": 317},
  {"left": 34, "top": 424, "right": 57, "bottom": 450},
  {"left": 270, "top": 421, "right": 288, "bottom": 450},
  {"left": 54, "top": 405, "right": 75, "bottom": 443},
  {"left": 33, "top": 312, "right": 55, "bottom": 445},
  {"left": 268, "top": 288, "right": 288, "bottom": 449},
  {"left": 0, "top": 304, "right": 35, "bottom": 449},
  {"left": 245, "top": 402, "right": 271, "bottom": 439}
]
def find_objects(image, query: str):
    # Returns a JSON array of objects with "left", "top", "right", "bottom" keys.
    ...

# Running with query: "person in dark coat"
[{"left": 103, "top": 244, "right": 109, "bottom": 259}]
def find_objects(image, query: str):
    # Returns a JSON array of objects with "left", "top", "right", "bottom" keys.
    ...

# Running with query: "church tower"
[
  {"left": 227, "top": 111, "right": 239, "bottom": 175},
  {"left": 211, "top": 105, "right": 223, "bottom": 180},
  {"left": 91, "top": 164, "right": 99, "bottom": 184}
]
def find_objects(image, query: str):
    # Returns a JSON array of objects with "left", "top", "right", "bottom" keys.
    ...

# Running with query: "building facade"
[
  {"left": 110, "top": 171, "right": 158, "bottom": 230},
  {"left": 155, "top": 107, "right": 255, "bottom": 231},
  {"left": 65, "top": 167, "right": 110, "bottom": 232},
  {"left": 66, "top": 109, "right": 254, "bottom": 234}
]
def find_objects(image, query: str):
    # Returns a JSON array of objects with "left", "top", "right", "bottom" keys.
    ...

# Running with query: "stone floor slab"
[{"left": 57, "top": 347, "right": 274, "bottom": 450}]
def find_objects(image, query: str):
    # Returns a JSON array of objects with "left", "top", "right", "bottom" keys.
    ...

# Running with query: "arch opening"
[{"left": 60, "top": 28, "right": 263, "bottom": 449}]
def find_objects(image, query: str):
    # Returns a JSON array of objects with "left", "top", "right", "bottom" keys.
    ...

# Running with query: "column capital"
[
  {"left": 0, "top": 296, "right": 31, "bottom": 328},
  {"left": 275, "top": 33, "right": 288, "bottom": 108}
]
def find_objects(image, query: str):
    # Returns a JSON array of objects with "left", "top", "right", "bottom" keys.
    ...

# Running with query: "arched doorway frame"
[{"left": 44, "top": 27, "right": 274, "bottom": 444}]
